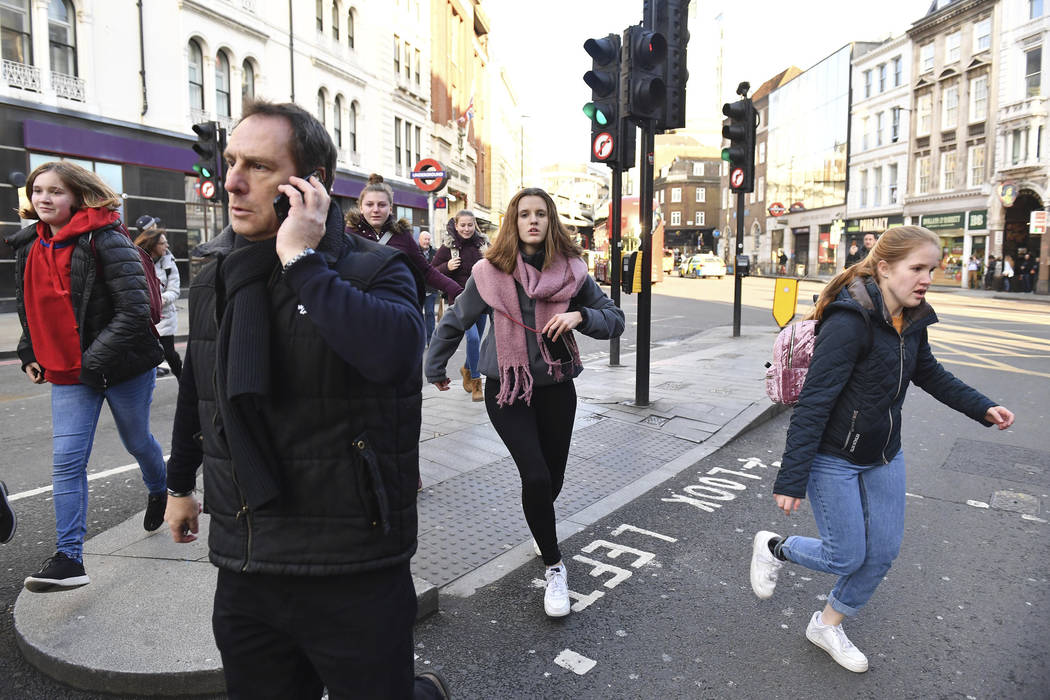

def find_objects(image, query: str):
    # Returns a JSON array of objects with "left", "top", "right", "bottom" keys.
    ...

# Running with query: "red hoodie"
[{"left": 24, "top": 208, "right": 120, "bottom": 385}]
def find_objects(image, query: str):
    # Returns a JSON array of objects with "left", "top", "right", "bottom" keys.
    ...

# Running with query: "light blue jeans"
[
  {"left": 780, "top": 450, "right": 906, "bottom": 616},
  {"left": 51, "top": 369, "right": 166, "bottom": 562},
  {"left": 464, "top": 314, "right": 488, "bottom": 379}
]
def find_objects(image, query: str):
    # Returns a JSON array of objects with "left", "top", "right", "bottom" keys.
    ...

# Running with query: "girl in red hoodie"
[{"left": 6, "top": 162, "right": 166, "bottom": 593}]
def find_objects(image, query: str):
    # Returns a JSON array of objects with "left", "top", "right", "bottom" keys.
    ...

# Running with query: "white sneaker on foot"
[
  {"left": 532, "top": 539, "right": 542, "bottom": 557},
  {"left": 544, "top": 563, "right": 571, "bottom": 618},
  {"left": 805, "top": 611, "right": 869, "bottom": 673},
  {"left": 749, "top": 530, "right": 784, "bottom": 599}
]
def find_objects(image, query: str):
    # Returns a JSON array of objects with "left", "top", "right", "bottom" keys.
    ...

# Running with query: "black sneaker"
[
  {"left": 0, "top": 480, "right": 15, "bottom": 544},
  {"left": 416, "top": 672, "right": 450, "bottom": 699},
  {"left": 144, "top": 491, "right": 167, "bottom": 532},
  {"left": 156, "top": 366, "right": 170, "bottom": 377},
  {"left": 24, "top": 552, "right": 90, "bottom": 593}
]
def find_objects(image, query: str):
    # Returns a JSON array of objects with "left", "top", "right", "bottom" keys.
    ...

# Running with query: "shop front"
[{"left": 919, "top": 210, "right": 987, "bottom": 287}]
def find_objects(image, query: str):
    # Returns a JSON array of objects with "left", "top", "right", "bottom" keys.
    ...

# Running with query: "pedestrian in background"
[
  {"left": 418, "top": 230, "right": 439, "bottom": 346},
  {"left": 134, "top": 215, "right": 182, "bottom": 377},
  {"left": 990, "top": 255, "right": 1003, "bottom": 290},
  {"left": 6, "top": 161, "right": 166, "bottom": 593},
  {"left": 749, "top": 225, "right": 1014, "bottom": 673},
  {"left": 862, "top": 232, "right": 876, "bottom": 256},
  {"left": 844, "top": 240, "right": 863, "bottom": 268},
  {"left": 1018, "top": 253, "right": 1033, "bottom": 293},
  {"left": 433, "top": 209, "right": 488, "bottom": 401},
  {"left": 1028, "top": 257, "right": 1040, "bottom": 293},
  {"left": 426, "top": 188, "right": 624, "bottom": 619},
  {"left": 966, "top": 255, "right": 979, "bottom": 289},
  {"left": 1002, "top": 255, "right": 1015, "bottom": 292}
]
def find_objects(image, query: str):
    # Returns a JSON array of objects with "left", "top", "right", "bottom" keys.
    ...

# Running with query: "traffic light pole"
[
  {"left": 609, "top": 167, "right": 623, "bottom": 367},
  {"left": 733, "top": 189, "right": 744, "bottom": 337},
  {"left": 635, "top": 125, "right": 655, "bottom": 407}
]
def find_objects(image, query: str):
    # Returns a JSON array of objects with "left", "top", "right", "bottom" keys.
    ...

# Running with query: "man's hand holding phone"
[{"left": 275, "top": 171, "right": 330, "bottom": 266}]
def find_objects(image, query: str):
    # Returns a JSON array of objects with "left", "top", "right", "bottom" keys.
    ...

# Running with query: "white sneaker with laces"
[
  {"left": 749, "top": 530, "right": 784, "bottom": 599},
  {"left": 805, "top": 611, "right": 869, "bottom": 673},
  {"left": 544, "top": 563, "right": 571, "bottom": 618}
]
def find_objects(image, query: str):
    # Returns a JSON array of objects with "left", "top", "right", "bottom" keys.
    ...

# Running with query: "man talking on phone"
[{"left": 163, "top": 100, "right": 448, "bottom": 699}]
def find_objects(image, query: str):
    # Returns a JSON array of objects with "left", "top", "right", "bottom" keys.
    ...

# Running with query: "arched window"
[
  {"left": 332, "top": 1, "right": 340, "bottom": 41},
  {"left": 349, "top": 101, "right": 358, "bottom": 152},
  {"left": 48, "top": 0, "right": 77, "bottom": 76},
  {"left": 2, "top": 0, "right": 31, "bottom": 65},
  {"left": 241, "top": 60, "right": 255, "bottom": 102},
  {"left": 188, "top": 40, "right": 204, "bottom": 110},
  {"left": 347, "top": 8, "right": 355, "bottom": 49},
  {"left": 317, "top": 89, "right": 326, "bottom": 126},
  {"left": 333, "top": 95, "right": 343, "bottom": 148},
  {"left": 215, "top": 50, "right": 231, "bottom": 117}
]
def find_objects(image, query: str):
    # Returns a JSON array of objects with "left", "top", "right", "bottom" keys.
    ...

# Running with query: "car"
[{"left": 678, "top": 253, "right": 726, "bottom": 279}]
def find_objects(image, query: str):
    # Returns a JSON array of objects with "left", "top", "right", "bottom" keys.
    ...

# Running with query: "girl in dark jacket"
[
  {"left": 426, "top": 188, "right": 625, "bottom": 619},
  {"left": 134, "top": 215, "right": 181, "bottom": 378},
  {"left": 433, "top": 210, "right": 488, "bottom": 401},
  {"left": 749, "top": 226, "right": 1014, "bottom": 673},
  {"left": 6, "top": 161, "right": 166, "bottom": 593}
]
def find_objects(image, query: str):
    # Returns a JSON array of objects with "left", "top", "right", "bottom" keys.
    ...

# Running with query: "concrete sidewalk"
[{"left": 12, "top": 323, "right": 785, "bottom": 696}]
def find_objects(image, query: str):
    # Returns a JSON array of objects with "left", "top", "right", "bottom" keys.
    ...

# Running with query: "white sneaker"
[
  {"left": 532, "top": 539, "right": 542, "bottom": 557},
  {"left": 544, "top": 563, "right": 571, "bottom": 618},
  {"left": 805, "top": 611, "right": 869, "bottom": 673},
  {"left": 749, "top": 530, "right": 784, "bottom": 599}
]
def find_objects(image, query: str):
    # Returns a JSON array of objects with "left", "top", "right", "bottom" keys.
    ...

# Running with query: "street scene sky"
[{"left": 487, "top": 0, "right": 933, "bottom": 166}]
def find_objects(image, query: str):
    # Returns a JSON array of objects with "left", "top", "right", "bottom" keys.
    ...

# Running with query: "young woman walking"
[
  {"left": 6, "top": 162, "right": 167, "bottom": 592},
  {"left": 433, "top": 209, "right": 488, "bottom": 401},
  {"left": 134, "top": 215, "right": 182, "bottom": 378},
  {"left": 749, "top": 226, "right": 1015, "bottom": 672},
  {"left": 426, "top": 188, "right": 624, "bottom": 618}
]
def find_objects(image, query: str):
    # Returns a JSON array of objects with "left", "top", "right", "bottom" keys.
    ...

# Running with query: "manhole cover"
[
  {"left": 643, "top": 415, "right": 670, "bottom": 427},
  {"left": 990, "top": 490, "right": 1040, "bottom": 514},
  {"left": 941, "top": 439, "right": 1050, "bottom": 488}
]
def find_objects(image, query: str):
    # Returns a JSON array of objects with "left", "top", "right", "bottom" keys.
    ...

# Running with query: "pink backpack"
[{"left": 765, "top": 320, "right": 818, "bottom": 405}]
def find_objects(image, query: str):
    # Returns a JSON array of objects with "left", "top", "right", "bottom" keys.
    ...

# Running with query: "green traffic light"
[
  {"left": 721, "top": 148, "right": 730, "bottom": 162},
  {"left": 583, "top": 102, "right": 610, "bottom": 126},
  {"left": 583, "top": 103, "right": 596, "bottom": 120},
  {"left": 595, "top": 109, "right": 609, "bottom": 126},
  {"left": 193, "top": 163, "right": 212, "bottom": 178}
]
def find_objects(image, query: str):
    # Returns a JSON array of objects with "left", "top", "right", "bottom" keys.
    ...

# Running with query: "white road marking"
[
  {"left": 966, "top": 500, "right": 990, "bottom": 509},
  {"left": 611, "top": 524, "right": 677, "bottom": 542},
  {"left": 554, "top": 649, "right": 596, "bottom": 675},
  {"left": 8, "top": 456, "right": 170, "bottom": 502},
  {"left": 1022, "top": 514, "right": 1048, "bottom": 523},
  {"left": 905, "top": 492, "right": 924, "bottom": 499}
]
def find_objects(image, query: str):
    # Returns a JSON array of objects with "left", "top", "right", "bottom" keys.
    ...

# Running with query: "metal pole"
[
  {"left": 427, "top": 192, "right": 435, "bottom": 241},
  {"left": 733, "top": 189, "right": 744, "bottom": 337},
  {"left": 610, "top": 167, "right": 622, "bottom": 366},
  {"left": 635, "top": 125, "right": 654, "bottom": 407}
]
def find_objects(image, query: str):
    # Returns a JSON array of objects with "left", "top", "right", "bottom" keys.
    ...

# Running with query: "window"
[
  {"left": 1026, "top": 46, "right": 1042, "bottom": 97},
  {"left": 332, "top": 2, "right": 340, "bottom": 40},
  {"left": 48, "top": 0, "right": 77, "bottom": 76},
  {"left": 316, "top": 0, "right": 323, "bottom": 32},
  {"left": 215, "top": 51, "right": 231, "bottom": 117},
  {"left": 888, "top": 163, "right": 898, "bottom": 203},
  {"left": 873, "top": 167, "right": 882, "bottom": 206},
  {"left": 188, "top": 39, "right": 204, "bottom": 110},
  {"left": 333, "top": 95, "right": 343, "bottom": 148},
  {"left": 671, "top": 187, "right": 681, "bottom": 203},
  {"left": 917, "top": 156, "right": 930, "bottom": 193},
  {"left": 893, "top": 56, "right": 902, "bottom": 86},
  {"left": 917, "top": 93, "right": 932, "bottom": 136},
  {"left": 393, "top": 37, "right": 400, "bottom": 74},
  {"left": 969, "top": 75, "right": 987, "bottom": 122},
  {"left": 878, "top": 64, "right": 886, "bottom": 92},
  {"left": 974, "top": 17, "right": 991, "bottom": 52},
  {"left": 414, "top": 125, "right": 421, "bottom": 165},
  {"left": 968, "top": 144, "right": 985, "bottom": 187},
  {"left": 891, "top": 106, "right": 901, "bottom": 142},
  {"left": 1011, "top": 128, "right": 1029, "bottom": 164},
  {"left": 242, "top": 60, "right": 255, "bottom": 102},
  {"left": 942, "top": 85, "right": 958, "bottom": 129},
  {"left": 696, "top": 211, "right": 705, "bottom": 226},
  {"left": 692, "top": 162, "right": 703, "bottom": 176},
  {"left": 946, "top": 31, "right": 961, "bottom": 63},
  {"left": 876, "top": 111, "right": 884, "bottom": 146},
  {"left": 347, "top": 8, "right": 355, "bottom": 48},
  {"left": 862, "top": 116, "right": 870, "bottom": 150},
  {"left": 317, "top": 89, "right": 326, "bottom": 125},
  {"left": 349, "top": 101, "right": 358, "bottom": 152},
  {"left": 860, "top": 170, "right": 868, "bottom": 207},
  {"left": 403, "top": 42, "right": 411, "bottom": 80},
  {"left": 394, "top": 117, "right": 402, "bottom": 173},
  {"left": 758, "top": 142, "right": 765, "bottom": 164},
  {"left": 920, "top": 43, "right": 934, "bottom": 73},
  {"left": 941, "top": 150, "right": 956, "bottom": 191},
  {"left": 757, "top": 176, "right": 765, "bottom": 201},
  {"left": 1031, "top": 0, "right": 1044, "bottom": 20},
  {"left": 695, "top": 187, "right": 705, "bottom": 202},
  {"left": 414, "top": 48, "right": 421, "bottom": 85},
  {"left": 404, "top": 120, "right": 411, "bottom": 171},
  {"left": 670, "top": 211, "right": 681, "bottom": 226},
  {"left": 2, "top": 0, "right": 31, "bottom": 64},
  {"left": 864, "top": 70, "right": 872, "bottom": 98}
]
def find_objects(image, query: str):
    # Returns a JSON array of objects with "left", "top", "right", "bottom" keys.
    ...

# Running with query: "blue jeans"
[
  {"left": 464, "top": 314, "right": 488, "bottom": 379},
  {"left": 422, "top": 292, "right": 438, "bottom": 346},
  {"left": 780, "top": 451, "right": 906, "bottom": 616},
  {"left": 51, "top": 369, "right": 166, "bottom": 561}
]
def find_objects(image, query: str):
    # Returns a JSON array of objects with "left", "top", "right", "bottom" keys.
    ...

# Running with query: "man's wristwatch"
[
  {"left": 282, "top": 247, "right": 316, "bottom": 272},
  {"left": 167, "top": 488, "right": 195, "bottom": 498}
]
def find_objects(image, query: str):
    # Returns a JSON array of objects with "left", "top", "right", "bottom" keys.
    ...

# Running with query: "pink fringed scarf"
[{"left": 472, "top": 253, "right": 589, "bottom": 406}]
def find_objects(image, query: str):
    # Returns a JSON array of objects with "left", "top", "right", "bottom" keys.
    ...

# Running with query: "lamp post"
[{"left": 519, "top": 114, "right": 530, "bottom": 190}]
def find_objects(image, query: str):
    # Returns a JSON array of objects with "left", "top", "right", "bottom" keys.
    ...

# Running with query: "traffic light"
[
  {"left": 583, "top": 34, "right": 622, "bottom": 167},
  {"left": 621, "top": 24, "right": 667, "bottom": 125},
  {"left": 721, "top": 97, "right": 756, "bottom": 193},
  {"left": 646, "top": 0, "right": 691, "bottom": 131},
  {"left": 192, "top": 121, "right": 221, "bottom": 200}
]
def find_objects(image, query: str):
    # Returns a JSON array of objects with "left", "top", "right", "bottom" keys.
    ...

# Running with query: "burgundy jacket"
[{"left": 433, "top": 219, "right": 487, "bottom": 290}]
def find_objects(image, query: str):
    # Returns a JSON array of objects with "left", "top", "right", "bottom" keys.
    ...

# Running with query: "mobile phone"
[
  {"left": 451, "top": 249, "right": 460, "bottom": 260},
  {"left": 273, "top": 170, "right": 321, "bottom": 222}
]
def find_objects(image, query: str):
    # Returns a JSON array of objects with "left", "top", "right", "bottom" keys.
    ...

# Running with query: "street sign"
[
  {"left": 772, "top": 277, "right": 799, "bottom": 328},
  {"left": 592, "top": 131, "right": 614, "bottom": 161},
  {"left": 730, "top": 167, "right": 744, "bottom": 189},
  {"left": 767, "top": 202, "right": 786, "bottom": 217},
  {"left": 411, "top": 158, "right": 449, "bottom": 192},
  {"left": 200, "top": 180, "right": 216, "bottom": 200},
  {"left": 1031, "top": 210, "right": 1048, "bottom": 235},
  {"left": 434, "top": 196, "right": 447, "bottom": 210}
]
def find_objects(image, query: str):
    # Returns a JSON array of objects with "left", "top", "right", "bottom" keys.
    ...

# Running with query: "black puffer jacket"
[
  {"left": 6, "top": 222, "right": 162, "bottom": 388},
  {"left": 774, "top": 277, "right": 995, "bottom": 498}
]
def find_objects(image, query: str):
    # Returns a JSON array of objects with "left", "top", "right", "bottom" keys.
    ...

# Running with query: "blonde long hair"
[
  {"left": 808, "top": 226, "right": 940, "bottom": 321},
  {"left": 19, "top": 161, "right": 122, "bottom": 219},
  {"left": 485, "top": 188, "right": 582, "bottom": 273}
]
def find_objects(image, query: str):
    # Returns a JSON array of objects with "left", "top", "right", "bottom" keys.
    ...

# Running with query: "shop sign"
[
  {"left": 768, "top": 202, "right": 787, "bottom": 216},
  {"left": 998, "top": 182, "right": 1018, "bottom": 208},
  {"left": 792, "top": 226, "right": 810, "bottom": 235},
  {"left": 1031, "top": 210, "right": 1048, "bottom": 235},
  {"left": 920, "top": 212, "right": 964, "bottom": 230},
  {"left": 845, "top": 215, "right": 904, "bottom": 234},
  {"left": 790, "top": 202, "right": 806, "bottom": 213},
  {"left": 967, "top": 210, "right": 987, "bottom": 231}
]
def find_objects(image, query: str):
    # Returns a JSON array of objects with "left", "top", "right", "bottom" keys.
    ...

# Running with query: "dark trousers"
[
  {"left": 212, "top": 562, "right": 441, "bottom": 700},
  {"left": 159, "top": 335, "right": 183, "bottom": 378},
  {"left": 485, "top": 378, "right": 576, "bottom": 566}
]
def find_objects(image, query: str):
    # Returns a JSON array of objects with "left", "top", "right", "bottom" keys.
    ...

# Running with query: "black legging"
[
  {"left": 159, "top": 335, "right": 183, "bottom": 378},
  {"left": 485, "top": 377, "right": 576, "bottom": 567}
]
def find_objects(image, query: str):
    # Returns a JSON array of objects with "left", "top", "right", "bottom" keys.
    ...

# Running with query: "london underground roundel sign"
[
  {"left": 411, "top": 158, "right": 449, "bottom": 192},
  {"left": 768, "top": 202, "right": 786, "bottom": 217}
]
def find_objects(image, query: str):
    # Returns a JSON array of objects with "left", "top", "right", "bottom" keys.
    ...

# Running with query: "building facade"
[{"left": 655, "top": 156, "right": 722, "bottom": 255}]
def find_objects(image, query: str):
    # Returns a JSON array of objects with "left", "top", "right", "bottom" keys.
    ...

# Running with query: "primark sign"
[{"left": 845, "top": 215, "right": 904, "bottom": 234}]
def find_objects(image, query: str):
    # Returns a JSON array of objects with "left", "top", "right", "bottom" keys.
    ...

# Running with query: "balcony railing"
[
  {"left": 191, "top": 108, "right": 210, "bottom": 125},
  {"left": 217, "top": 113, "right": 235, "bottom": 131},
  {"left": 3, "top": 59, "right": 41, "bottom": 92},
  {"left": 51, "top": 71, "right": 85, "bottom": 101}
]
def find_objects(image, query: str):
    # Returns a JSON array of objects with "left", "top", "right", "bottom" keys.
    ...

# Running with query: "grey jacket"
[{"left": 425, "top": 273, "right": 624, "bottom": 386}]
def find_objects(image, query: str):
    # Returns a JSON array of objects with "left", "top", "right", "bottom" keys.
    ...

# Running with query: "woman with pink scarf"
[{"left": 425, "top": 188, "right": 624, "bottom": 619}]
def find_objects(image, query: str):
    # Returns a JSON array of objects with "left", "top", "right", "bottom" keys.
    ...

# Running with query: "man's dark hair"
[{"left": 240, "top": 99, "right": 337, "bottom": 190}]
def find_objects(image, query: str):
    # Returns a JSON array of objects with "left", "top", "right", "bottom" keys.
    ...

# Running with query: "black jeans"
[
  {"left": 212, "top": 562, "right": 442, "bottom": 699},
  {"left": 159, "top": 335, "right": 183, "bottom": 378},
  {"left": 485, "top": 377, "right": 576, "bottom": 566}
]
